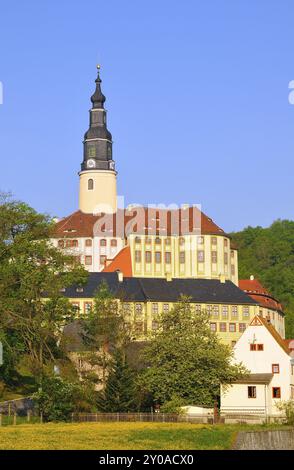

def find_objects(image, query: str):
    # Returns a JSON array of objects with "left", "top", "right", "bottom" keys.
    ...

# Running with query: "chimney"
[
  {"left": 116, "top": 270, "right": 124, "bottom": 283},
  {"left": 250, "top": 275, "right": 254, "bottom": 281},
  {"left": 219, "top": 274, "right": 226, "bottom": 284}
]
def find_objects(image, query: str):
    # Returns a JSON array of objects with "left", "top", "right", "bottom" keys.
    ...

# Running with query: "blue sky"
[{"left": 0, "top": 0, "right": 294, "bottom": 231}]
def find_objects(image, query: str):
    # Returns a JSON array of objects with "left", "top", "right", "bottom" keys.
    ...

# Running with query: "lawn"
[{"left": 0, "top": 422, "right": 286, "bottom": 450}]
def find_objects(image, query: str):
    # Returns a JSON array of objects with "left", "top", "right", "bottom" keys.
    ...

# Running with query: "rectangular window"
[
  {"left": 179, "top": 251, "right": 185, "bottom": 264},
  {"left": 211, "top": 251, "right": 217, "bottom": 263},
  {"left": 250, "top": 344, "right": 256, "bottom": 351},
  {"left": 230, "top": 250, "right": 234, "bottom": 258},
  {"left": 222, "top": 305, "right": 229, "bottom": 318},
  {"left": 71, "top": 302, "right": 80, "bottom": 313},
  {"left": 85, "top": 255, "right": 92, "bottom": 266},
  {"left": 197, "top": 250, "right": 205, "bottom": 262},
  {"left": 152, "top": 321, "right": 159, "bottom": 331},
  {"left": 85, "top": 239, "right": 92, "bottom": 247},
  {"left": 213, "top": 305, "right": 219, "bottom": 318},
  {"left": 224, "top": 253, "right": 228, "bottom": 265},
  {"left": 152, "top": 303, "right": 158, "bottom": 315},
  {"left": 257, "top": 344, "right": 264, "bottom": 351},
  {"left": 248, "top": 386, "right": 257, "bottom": 398},
  {"left": 210, "top": 322, "right": 217, "bottom": 332},
  {"left": 135, "top": 250, "right": 141, "bottom": 262},
  {"left": 123, "top": 303, "right": 132, "bottom": 315},
  {"left": 163, "top": 303, "right": 169, "bottom": 313},
  {"left": 198, "top": 236, "right": 204, "bottom": 245},
  {"left": 207, "top": 305, "right": 213, "bottom": 317},
  {"left": 58, "top": 240, "right": 64, "bottom": 248},
  {"left": 211, "top": 237, "right": 217, "bottom": 245},
  {"left": 242, "top": 306, "right": 249, "bottom": 318},
  {"left": 84, "top": 302, "right": 92, "bottom": 314},
  {"left": 224, "top": 239, "right": 228, "bottom": 248},
  {"left": 155, "top": 251, "right": 161, "bottom": 263},
  {"left": 145, "top": 251, "right": 152, "bottom": 263},
  {"left": 135, "top": 303, "right": 143, "bottom": 314},
  {"left": 220, "top": 322, "right": 227, "bottom": 332},
  {"left": 231, "top": 306, "right": 238, "bottom": 319},
  {"left": 272, "top": 387, "right": 281, "bottom": 399},
  {"left": 165, "top": 238, "right": 171, "bottom": 246},
  {"left": 229, "top": 323, "right": 236, "bottom": 332},
  {"left": 272, "top": 364, "right": 280, "bottom": 374},
  {"left": 165, "top": 252, "right": 171, "bottom": 264},
  {"left": 239, "top": 323, "right": 247, "bottom": 333},
  {"left": 195, "top": 304, "right": 202, "bottom": 313},
  {"left": 110, "top": 239, "right": 117, "bottom": 247},
  {"left": 231, "top": 265, "right": 235, "bottom": 275}
]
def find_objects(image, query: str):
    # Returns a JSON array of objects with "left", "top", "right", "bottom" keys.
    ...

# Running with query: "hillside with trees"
[{"left": 231, "top": 220, "right": 294, "bottom": 338}]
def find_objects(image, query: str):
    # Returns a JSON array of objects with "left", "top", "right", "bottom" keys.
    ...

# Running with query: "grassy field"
[{"left": 0, "top": 422, "right": 287, "bottom": 450}]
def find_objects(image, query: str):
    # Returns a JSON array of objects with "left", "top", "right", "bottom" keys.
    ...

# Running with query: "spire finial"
[{"left": 96, "top": 64, "right": 101, "bottom": 78}]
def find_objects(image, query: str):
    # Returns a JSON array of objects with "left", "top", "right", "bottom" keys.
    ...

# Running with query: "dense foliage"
[
  {"left": 0, "top": 194, "right": 87, "bottom": 389},
  {"left": 231, "top": 220, "right": 294, "bottom": 337},
  {"left": 139, "top": 297, "right": 247, "bottom": 407}
]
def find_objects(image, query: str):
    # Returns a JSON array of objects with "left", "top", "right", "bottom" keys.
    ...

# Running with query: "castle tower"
[{"left": 79, "top": 66, "right": 117, "bottom": 214}]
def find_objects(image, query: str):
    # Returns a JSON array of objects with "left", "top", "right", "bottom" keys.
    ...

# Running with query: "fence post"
[
  {"left": 117, "top": 412, "right": 119, "bottom": 422},
  {"left": 8, "top": 403, "right": 11, "bottom": 417},
  {"left": 0, "top": 413, "right": 2, "bottom": 426},
  {"left": 40, "top": 412, "right": 43, "bottom": 424},
  {"left": 71, "top": 412, "right": 74, "bottom": 423},
  {"left": 27, "top": 410, "right": 31, "bottom": 423},
  {"left": 13, "top": 412, "right": 16, "bottom": 426}
]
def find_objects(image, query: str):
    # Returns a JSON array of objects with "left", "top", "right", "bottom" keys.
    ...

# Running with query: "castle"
[{"left": 51, "top": 68, "right": 285, "bottom": 345}]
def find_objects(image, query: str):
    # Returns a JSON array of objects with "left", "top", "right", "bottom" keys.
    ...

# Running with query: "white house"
[{"left": 221, "top": 315, "right": 294, "bottom": 416}]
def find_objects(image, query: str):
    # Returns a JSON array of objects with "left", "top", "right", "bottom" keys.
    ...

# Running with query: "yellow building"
[{"left": 51, "top": 68, "right": 285, "bottom": 344}]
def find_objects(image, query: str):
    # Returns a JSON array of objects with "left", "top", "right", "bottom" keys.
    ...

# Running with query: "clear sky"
[{"left": 0, "top": 0, "right": 294, "bottom": 232}]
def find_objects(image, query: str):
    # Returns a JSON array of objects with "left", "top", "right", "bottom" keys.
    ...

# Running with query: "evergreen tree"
[{"left": 97, "top": 351, "right": 137, "bottom": 412}]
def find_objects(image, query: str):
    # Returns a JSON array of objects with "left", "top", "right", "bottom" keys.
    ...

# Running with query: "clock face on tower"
[{"left": 87, "top": 159, "right": 96, "bottom": 169}]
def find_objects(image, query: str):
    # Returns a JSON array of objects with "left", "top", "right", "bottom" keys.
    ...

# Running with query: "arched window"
[
  {"left": 100, "top": 239, "right": 107, "bottom": 247},
  {"left": 88, "top": 179, "right": 94, "bottom": 190},
  {"left": 111, "top": 239, "right": 117, "bottom": 247}
]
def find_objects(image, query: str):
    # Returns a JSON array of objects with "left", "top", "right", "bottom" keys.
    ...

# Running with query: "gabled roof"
[
  {"left": 52, "top": 207, "right": 226, "bottom": 239},
  {"left": 234, "top": 373, "right": 273, "bottom": 385},
  {"left": 239, "top": 278, "right": 283, "bottom": 312},
  {"left": 249, "top": 315, "right": 290, "bottom": 355},
  {"left": 60, "top": 272, "right": 257, "bottom": 305},
  {"left": 103, "top": 246, "right": 133, "bottom": 277}
]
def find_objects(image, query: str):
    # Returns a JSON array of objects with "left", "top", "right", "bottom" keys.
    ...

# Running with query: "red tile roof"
[
  {"left": 52, "top": 207, "right": 226, "bottom": 239},
  {"left": 102, "top": 246, "right": 133, "bottom": 277},
  {"left": 239, "top": 279, "right": 283, "bottom": 312}
]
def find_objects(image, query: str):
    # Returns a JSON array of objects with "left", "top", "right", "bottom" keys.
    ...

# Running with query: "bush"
[
  {"left": 160, "top": 396, "right": 186, "bottom": 414},
  {"left": 276, "top": 400, "right": 294, "bottom": 425},
  {"left": 33, "top": 376, "right": 81, "bottom": 422}
]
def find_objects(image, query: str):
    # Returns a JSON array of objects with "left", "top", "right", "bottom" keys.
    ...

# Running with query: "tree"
[
  {"left": 231, "top": 219, "right": 294, "bottom": 337},
  {"left": 97, "top": 351, "right": 137, "bottom": 412},
  {"left": 139, "top": 297, "right": 247, "bottom": 408},
  {"left": 81, "top": 281, "right": 132, "bottom": 388},
  {"left": 0, "top": 195, "right": 88, "bottom": 386},
  {"left": 33, "top": 376, "right": 81, "bottom": 422}
]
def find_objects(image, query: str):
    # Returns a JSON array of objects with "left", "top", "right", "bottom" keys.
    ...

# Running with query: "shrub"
[
  {"left": 276, "top": 400, "right": 294, "bottom": 425},
  {"left": 33, "top": 376, "right": 81, "bottom": 422}
]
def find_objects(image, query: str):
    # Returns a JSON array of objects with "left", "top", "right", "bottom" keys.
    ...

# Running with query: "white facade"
[{"left": 221, "top": 316, "right": 294, "bottom": 416}]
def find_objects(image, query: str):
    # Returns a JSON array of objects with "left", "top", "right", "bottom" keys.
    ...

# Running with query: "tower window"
[
  {"left": 88, "top": 146, "right": 96, "bottom": 158},
  {"left": 100, "top": 239, "right": 107, "bottom": 246},
  {"left": 88, "top": 179, "right": 94, "bottom": 190}
]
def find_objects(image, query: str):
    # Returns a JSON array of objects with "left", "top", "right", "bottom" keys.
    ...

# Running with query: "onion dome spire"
[{"left": 90, "top": 65, "right": 106, "bottom": 109}]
